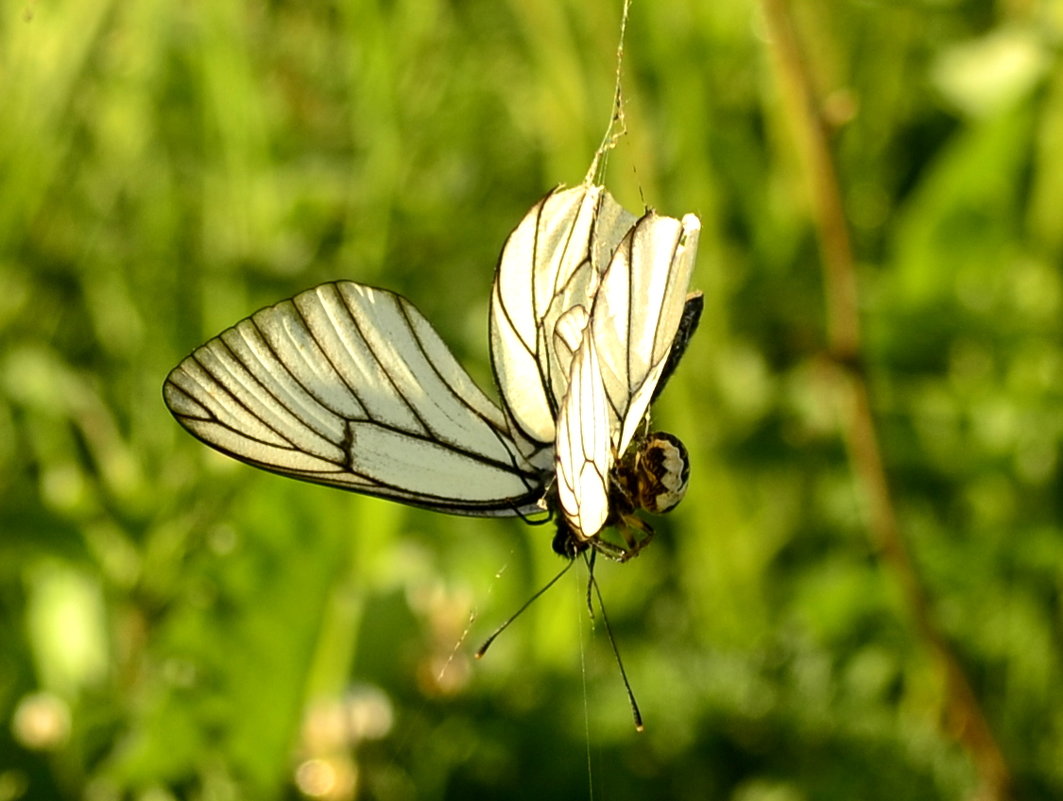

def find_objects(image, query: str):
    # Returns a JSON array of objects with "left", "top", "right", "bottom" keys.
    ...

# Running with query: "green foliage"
[{"left": 1, "top": 0, "right": 1060, "bottom": 799}]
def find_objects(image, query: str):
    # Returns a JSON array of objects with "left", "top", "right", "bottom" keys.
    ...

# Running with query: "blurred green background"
[{"left": 2, "top": 0, "right": 1061, "bottom": 799}]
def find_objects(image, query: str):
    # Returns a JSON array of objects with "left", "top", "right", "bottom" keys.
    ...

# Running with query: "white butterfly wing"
[
  {"left": 554, "top": 210, "right": 701, "bottom": 539},
  {"left": 164, "top": 281, "right": 544, "bottom": 516},
  {"left": 490, "top": 185, "right": 636, "bottom": 466},
  {"left": 554, "top": 331, "right": 611, "bottom": 538},
  {"left": 589, "top": 211, "right": 702, "bottom": 454}
]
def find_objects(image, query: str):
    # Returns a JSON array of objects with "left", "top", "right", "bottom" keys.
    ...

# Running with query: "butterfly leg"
[
  {"left": 588, "top": 515, "right": 654, "bottom": 563},
  {"left": 616, "top": 514, "right": 654, "bottom": 561}
]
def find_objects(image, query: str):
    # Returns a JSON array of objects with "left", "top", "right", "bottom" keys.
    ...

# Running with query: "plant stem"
[{"left": 759, "top": 2, "right": 1015, "bottom": 799}]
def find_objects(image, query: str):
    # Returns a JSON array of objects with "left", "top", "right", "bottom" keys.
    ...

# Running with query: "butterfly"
[{"left": 163, "top": 182, "right": 701, "bottom": 561}]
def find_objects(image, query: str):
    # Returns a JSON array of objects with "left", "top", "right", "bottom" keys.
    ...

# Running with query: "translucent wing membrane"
[
  {"left": 587, "top": 211, "right": 702, "bottom": 455},
  {"left": 164, "top": 281, "right": 544, "bottom": 516},
  {"left": 490, "top": 185, "right": 636, "bottom": 466},
  {"left": 555, "top": 333, "right": 612, "bottom": 538}
]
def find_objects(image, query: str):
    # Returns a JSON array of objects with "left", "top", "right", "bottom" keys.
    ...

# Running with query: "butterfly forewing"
[
  {"left": 490, "top": 185, "right": 636, "bottom": 463},
  {"left": 588, "top": 211, "right": 702, "bottom": 455},
  {"left": 165, "top": 281, "right": 544, "bottom": 516}
]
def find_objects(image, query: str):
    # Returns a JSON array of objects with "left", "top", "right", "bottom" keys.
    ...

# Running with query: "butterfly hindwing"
[{"left": 164, "top": 281, "right": 544, "bottom": 516}]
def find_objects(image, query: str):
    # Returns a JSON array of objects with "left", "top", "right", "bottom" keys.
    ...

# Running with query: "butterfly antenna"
[
  {"left": 585, "top": 549, "right": 598, "bottom": 619},
  {"left": 475, "top": 559, "right": 576, "bottom": 658},
  {"left": 584, "top": 552, "right": 644, "bottom": 731},
  {"left": 584, "top": 0, "right": 632, "bottom": 186}
]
